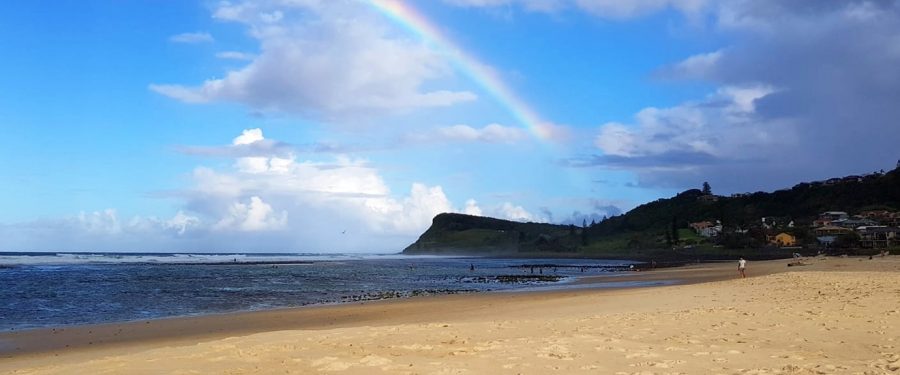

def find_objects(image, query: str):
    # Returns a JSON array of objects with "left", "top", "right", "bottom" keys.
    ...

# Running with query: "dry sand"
[{"left": 1, "top": 256, "right": 898, "bottom": 374}]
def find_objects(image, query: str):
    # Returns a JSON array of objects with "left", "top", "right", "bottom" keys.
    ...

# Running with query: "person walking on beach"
[{"left": 738, "top": 257, "right": 747, "bottom": 278}]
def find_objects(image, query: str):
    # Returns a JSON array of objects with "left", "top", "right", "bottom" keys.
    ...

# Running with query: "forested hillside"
[{"left": 404, "top": 167, "right": 900, "bottom": 259}]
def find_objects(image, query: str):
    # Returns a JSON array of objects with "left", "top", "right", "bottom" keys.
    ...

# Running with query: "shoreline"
[
  {"left": 2, "top": 256, "right": 898, "bottom": 374},
  {"left": 0, "top": 258, "right": 786, "bottom": 358}
]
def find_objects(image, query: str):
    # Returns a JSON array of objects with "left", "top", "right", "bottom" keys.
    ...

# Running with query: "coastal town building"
[
  {"left": 689, "top": 220, "right": 723, "bottom": 237},
  {"left": 762, "top": 217, "right": 794, "bottom": 229},
  {"left": 813, "top": 225, "right": 854, "bottom": 236},
  {"left": 819, "top": 211, "right": 849, "bottom": 221},
  {"left": 813, "top": 225, "right": 854, "bottom": 247},
  {"left": 689, "top": 209, "right": 898, "bottom": 250},
  {"left": 859, "top": 210, "right": 893, "bottom": 221},
  {"left": 770, "top": 233, "right": 798, "bottom": 247},
  {"left": 831, "top": 218, "right": 878, "bottom": 229},
  {"left": 858, "top": 226, "right": 900, "bottom": 248},
  {"left": 813, "top": 211, "right": 850, "bottom": 228}
]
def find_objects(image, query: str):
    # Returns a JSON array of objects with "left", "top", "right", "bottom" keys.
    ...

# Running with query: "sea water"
[{"left": 0, "top": 253, "right": 634, "bottom": 330}]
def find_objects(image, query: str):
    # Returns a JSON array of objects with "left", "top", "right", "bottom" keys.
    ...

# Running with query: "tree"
[
  {"left": 581, "top": 228, "right": 588, "bottom": 246},
  {"left": 671, "top": 216, "right": 680, "bottom": 243},
  {"left": 702, "top": 181, "right": 712, "bottom": 195}
]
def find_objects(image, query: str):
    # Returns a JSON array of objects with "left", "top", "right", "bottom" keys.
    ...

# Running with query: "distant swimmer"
[{"left": 341, "top": 230, "right": 346, "bottom": 234}]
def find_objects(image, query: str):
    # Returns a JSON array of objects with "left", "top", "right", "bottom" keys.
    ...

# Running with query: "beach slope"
[{"left": 2, "top": 257, "right": 899, "bottom": 374}]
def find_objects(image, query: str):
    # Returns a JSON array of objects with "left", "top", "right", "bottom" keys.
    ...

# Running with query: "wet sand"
[{"left": 1, "top": 256, "right": 898, "bottom": 374}]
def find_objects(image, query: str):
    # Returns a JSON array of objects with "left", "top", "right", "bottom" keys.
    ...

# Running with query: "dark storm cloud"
[
  {"left": 591, "top": 0, "right": 900, "bottom": 193},
  {"left": 564, "top": 150, "right": 723, "bottom": 169}
]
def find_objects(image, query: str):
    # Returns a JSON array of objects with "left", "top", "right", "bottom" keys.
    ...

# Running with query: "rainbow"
[{"left": 368, "top": 0, "right": 556, "bottom": 141}]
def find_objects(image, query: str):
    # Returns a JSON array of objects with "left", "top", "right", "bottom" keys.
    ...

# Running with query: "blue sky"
[{"left": 2, "top": 1, "right": 899, "bottom": 252}]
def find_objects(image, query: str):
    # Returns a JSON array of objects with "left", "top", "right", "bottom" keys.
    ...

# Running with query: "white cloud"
[
  {"left": 233, "top": 128, "right": 264, "bottom": 145},
  {"left": 575, "top": 0, "right": 667, "bottom": 18},
  {"left": 215, "top": 196, "right": 287, "bottom": 231},
  {"left": 410, "top": 123, "right": 528, "bottom": 144},
  {"left": 364, "top": 184, "right": 456, "bottom": 234},
  {"left": 166, "top": 211, "right": 201, "bottom": 235},
  {"left": 442, "top": 0, "right": 709, "bottom": 18},
  {"left": 439, "top": 124, "right": 526, "bottom": 143},
  {"left": 594, "top": 84, "right": 778, "bottom": 159},
  {"left": 170, "top": 32, "right": 214, "bottom": 43},
  {"left": 0, "top": 210, "right": 208, "bottom": 252},
  {"left": 494, "top": 202, "right": 541, "bottom": 222},
  {"left": 77, "top": 209, "right": 122, "bottom": 234},
  {"left": 153, "top": 1, "right": 476, "bottom": 118},
  {"left": 664, "top": 50, "right": 722, "bottom": 79},
  {"left": 464, "top": 199, "right": 483, "bottom": 216},
  {"left": 159, "top": 128, "right": 482, "bottom": 250},
  {"left": 445, "top": 0, "right": 512, "bottom": 6},
  {"left": 442, "top": 0, "right": 566, "bottom": 12},
  {"left": 1, "top": 122, "right": 549, "bottom": 251},
  {"left": 148, "top": 84, "right": 209, "bottom": 103},
  {"left": 215, "top": 51, "right": 255, "bottom": 60}
]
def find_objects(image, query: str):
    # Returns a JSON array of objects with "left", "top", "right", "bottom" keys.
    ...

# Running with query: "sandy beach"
[{"left": 1, "top": 256, "right": 898, "bottom": 374}]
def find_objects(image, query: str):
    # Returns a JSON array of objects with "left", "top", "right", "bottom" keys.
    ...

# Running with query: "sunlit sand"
[{"left": 2, "top": 256, "right": 898, "bottom": 374}]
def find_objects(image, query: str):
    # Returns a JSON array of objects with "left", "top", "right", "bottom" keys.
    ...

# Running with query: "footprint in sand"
[
  {"left": 629, "top": 359, "right": 686, "bottom": 368},
  {"left": 311, "top": 357, "right": 353, "bottom": 371},
  {"left": 625, "top": 351, "right": 660, "bottom": 359},
  {"left": 359, "top": 354, "right": 392, "bottom": 367},
  {"left": 537, "top": 344, "right": 575, "bottom": 360},
  {"left": 398, "top": 344, "right": 434, "bottom": 350}
]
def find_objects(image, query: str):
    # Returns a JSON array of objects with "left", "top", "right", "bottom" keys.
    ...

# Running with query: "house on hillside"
[
  {"left": 689, "top": 220, "right": 723, "bottom": 237},
  {"left": 769, "top": 232, "right": 797, "bottom": 247},
  {"left": 859, "top": 210, "right": 895, "bottom": 224},
  {"left": 831, "top": 218, "right": 878, "bottom": 229},
  {"left": 762, "top": 216, "right": 794, "bottom": 229},
  {"left": 858, "top": 226, "right": 900, "bottom": 248},
  {"left": 690, "top": 221, "right": 712, "bottom": 232},
  {"left": 814, "top": 225, "right": 854, "bottom": 246},
  {"left": 813, "top": 218, "right": 833, "bottom": 227},
  {"left": 814, "top": 211, "right": 849, "bottom": 227},
  {"left": 819, "top": 211, "right": 849, "bottom": 221},
  {"left": 890, "top": 212, "right": 900, "bottom": 227},
  {"left": 813, "top": 225, "right": 854, "bottom": 236}
]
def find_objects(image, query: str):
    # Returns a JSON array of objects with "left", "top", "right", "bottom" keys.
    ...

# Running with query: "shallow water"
[{"left": 0, "top": 253, "right": 633, "bottom": 330}]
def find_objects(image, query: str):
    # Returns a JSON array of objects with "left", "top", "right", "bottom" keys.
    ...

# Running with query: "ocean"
[{"left": 0, "top": 252, "right": 636, "bottom": 331}]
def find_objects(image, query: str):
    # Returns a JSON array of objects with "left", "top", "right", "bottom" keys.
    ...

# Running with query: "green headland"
[{"left": 404, "top": 166, "right": 900, "bottom": 260}]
